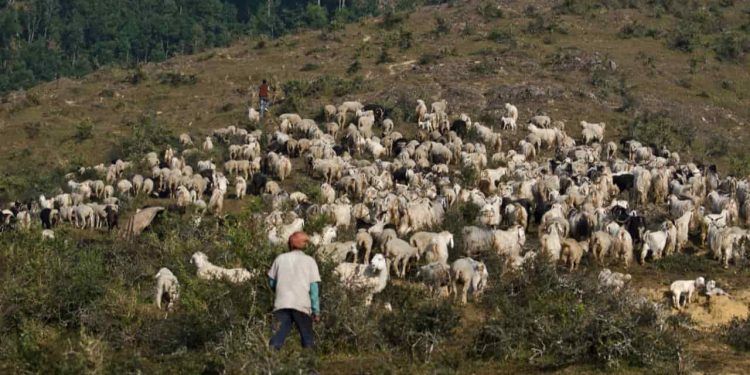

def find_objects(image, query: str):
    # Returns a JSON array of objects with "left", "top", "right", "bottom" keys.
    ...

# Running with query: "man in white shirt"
[{"left": 268, "top": 231, "right": 321, "bottom": 350}]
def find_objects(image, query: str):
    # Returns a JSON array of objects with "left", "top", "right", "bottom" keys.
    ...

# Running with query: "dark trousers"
[{"left": 269, "top": 309, "right": 314, "bottom": 350}]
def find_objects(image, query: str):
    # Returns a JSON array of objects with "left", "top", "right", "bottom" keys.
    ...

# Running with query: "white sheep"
[
  {"left": 154, "top": 267, "right": 180, "bottom": 310},
  {"left": 598, "top": 268, "right": 631, "bottom": 292},
  {"left": 202, "top": 136, "right": 214, "bottom": 151},
  {"left": 318, "top": 241, "right": 358, "bottom": 263},
  {"left": 451, "top": 257, "right": 488, "bottom": 304},
  {"left": 179, "top": 133, "right": 193, "bottom": 146},
  {"left": 247, "top": 107, "right": 260, "bottom": 123},
  {"left": 235, "top": 176, "right": 246, "bottom": 200},
  {"left": 670, "top": 276, "right": 705, "bottom": 309},
  {"left": 335, "top": 253, "right": 389, "bottom": 305},
  {"left": 190, "top": 252, "right": 254, "bottom": 283},
  {"left": 41, "top": 229, "right": 55, "bottom": 240},
  {"left": 383, "top": 237, "right": 420, "bottom": 278},
  {"left": 639, "top": 222, "right": 674, "bottom": 263},
  {"left": 415, "top": 99, "right": 427, "bottom": 122},
  {"left": 418, "top": 262, "right": 451, "bottom": 297},
  {"left": 268, "top": 218, "right": 305, "bottom": 245}
]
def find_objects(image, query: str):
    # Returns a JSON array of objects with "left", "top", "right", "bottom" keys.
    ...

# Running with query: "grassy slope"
[{"left": 0, "top": 0, "right": 749, "bottom": 372}]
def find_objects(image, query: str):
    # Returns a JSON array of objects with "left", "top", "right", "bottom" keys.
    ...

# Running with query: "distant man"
[
  {"left": 267, "top": 231, "right": 321, "bottom": 350},
  {"left": 259, "top": 79, "right": 270, "bottom": 118}
]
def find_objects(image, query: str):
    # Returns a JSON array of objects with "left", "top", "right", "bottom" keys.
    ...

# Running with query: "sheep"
[
  {"left": 190, "top": 251, "right": 254, "bottom": 283},
  {"left": 674, "top": 211, "right": 693, "bottom": 253},
  {"left": 560, "top": 238, "right": 586, "bottom": 271},
  {"left": 120, "top": 206, "right": 165, "bottom": 239},
  {"left": 612, "top": 228, "right": 634, "bottom": 267},
  {"left": 202, "top": 136, "right": 214, "bottom": 151},
  {"left": 356, "top": 229, "right": 374, "bottom": 264},
  {"left": 235, "top": 177, "right": 247, "bottom": 200},
  {"left": 639, "top": 224, "right": 670, "bottom": 263},
  {"left": 590, "top": 231, "right": 613, "bottom": 265},
  {"left": 247, "top": 107, "right": 260, "bottom": 123},
  {"left": 462, "top": 226, "right": 494, "bottom": 256},
  {"left": 451, "top": 257, "right": 488, "bottom": 304},
  {"left": 334, "top": 253, "right": 389, "bottom": 305},
  {"left": 417, "top": 262, "right": 452, "bottom": 297},
  {"left": 540, "top": 224, "right": 563, "bottom": 262},
  {"left": 41, "top": 229, "right": 55, "bottom": 240},
  {"left": 179, "top": 133, "right": 193, "bottom": 146},
  {"left": 670, "top": 276, "right": 705, "bottom": 310},
  {"left": 580, "top": 121, "right": 605, "bottom": 144},
  {"left": 424, "top": 232, "right": 454, "bottom": 265},
  {"left": 491, "top": 225, "right": 526, "bottom": 258},
  {"left": 117, "top": 179, "right": 133, "bottom": 196},
  {"left": 598, "top": 268, "right": 631, "bottom": 292},
  {"left": 268, "top": 218, "right": 305, "bottom": 246},
  {"left": 154, "top": 267, "right": 180, "bottom": 311},
  {"left": 208, "top": 188, "right": 225, "bottom": 215},
  {"left": 309, "top": 225, "right": 338, "bottom": 247},
  {"left": 383, "top": 237, "right": 420, "bottom": 278},
  {"left": 318, "top": 241, "right": 358, "bottom": 263},
  {"left": 529, "top": 115, "right": 551, "bottom": 128},
  {"left": 415, "top": 99, "right": 427, "bottom": 122},
  {"left": 324, "top": 104, "right": 337, "bottom": 121}
]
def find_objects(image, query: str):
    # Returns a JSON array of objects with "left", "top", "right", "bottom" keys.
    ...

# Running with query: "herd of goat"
[{"left": 3, "top": 97, "right": 747, "bottom": 310}]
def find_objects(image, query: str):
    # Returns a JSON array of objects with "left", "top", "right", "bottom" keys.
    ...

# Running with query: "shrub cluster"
[{"left": 472, "top": 256, "right": 685, "bottom": 371}]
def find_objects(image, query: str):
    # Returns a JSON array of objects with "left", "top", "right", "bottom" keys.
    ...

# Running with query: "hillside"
[
  {"left": 1, "top": 0, "right": 750, "bottom": 373},
  {"left": 1, "top": 0, "right": 748, "bottom": 200}
]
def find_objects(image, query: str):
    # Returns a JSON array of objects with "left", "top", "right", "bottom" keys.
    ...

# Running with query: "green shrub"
[
  {"left": 23, "top": 122, "right": 42, "bottom": 139},
  {"left": 111, "top": 114, "right": 175, "bottom": 161},
  {"left": 628, "top": 111, "right": 694, "bottom": 152},
  {"left": 488, "top": 28, "right": 514, "bottom": 44},
  {"left": 667, "top": 22, "right": 698, "bottom": 52},
  {"left": 377, "top": 48, "right": 394, "bottom": 64},
  {"left": 381, "top": 10, "right": 407, "bottom": 28},
  {"left": 158, "top": 71, "right": 198, "bottom": 86},
  {"left": 125, "top": 67, "right": 147, "bottom": 85},
  {"left": 418, "top": 52, "right": 441, "bottom": 65},
  {"left": 346, "top": 59, "right": 361, "bottom": 74},
  {"left": 477, "top": 1, "right": 504, "bottom": 19},
  {"left": 472, "top": 257, "right": 685, "bottom": 371},
  {"left": 74, "top": 119, "right": 94, "bottom": 142},
  {"left": 380, "top": 283, "right": 461, "bottom": 362},
  {"left": 725, "top": 317, "right": 750, "bottom": 351},
  {"left": 300, "top": 63, "right": 320, "bottom": 71},
  {"left": 398, "top": 28, "right": 413, "bottom": 50},
  {"left": 526, "top": 14, "right": 566, "bottom": 35},
  {"left": 434, "top": 15, "right": 451, "bottom": 35},
  {"left": 712, "top": 31, "right": 748, "bottom": 62}
]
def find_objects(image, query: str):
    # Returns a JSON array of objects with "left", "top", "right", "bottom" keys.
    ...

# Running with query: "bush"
[
  {"left": 472, "top": 257, "right": 685, "bottom": 371},
  {"left": 487, "top": 28, "right": 514, "bottom": 44},
  {"left": 418, "top": 53, "right": 441, "bottom": 65},
  {"left": 712, "top": 31, "right": 748, "bottom": 62},
  {"left": 434, "top": 16, "right": 450, "bottom": 35},
  {"left": 158, "top": 71, "right": 197, "bottom": 86},
  {"left": 377, "top": 48, "right": 394, "bottom": 64},
  {"left": 477, "top": 1, "right": 503, "bottom": 19},
  {"left": 300, "top": 63, "right": 320, "bottom": 71},
  {"left": 628, "top": 111, "right": 694, "bottom": 152},
  {"left": 725, "top": 317, "right": 750, "bottom": 351},
  {"left": 347, "top": 59, "right": 361, "bottom": 74},
  {"left": 111, "top": 114, "right": 175, "bottom": 161},
  {"left": 526, "top": 14, "right": 566, "bottom": 35},
  {"left": 23, "top": 122, "right": 42, "bottom": 139},
  {"left": 380, "top": 284, "right": 461, "bottom": 362},
  {"left": 125, "top": 67, "right": 147, "bottom": 85},
  {"left": 398, "top": 28, "right": 413, "bottom": 50},
  {"left": 667, "top": 22, "right": 698, "bottom": 52},
  {"left": 74, "top": 120, "right": 94, "bottom": 142}
]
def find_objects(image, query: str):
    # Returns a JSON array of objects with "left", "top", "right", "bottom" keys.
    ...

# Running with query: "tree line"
[{"left": 0, "top": 0, "right": 438, "bottom": 95}]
